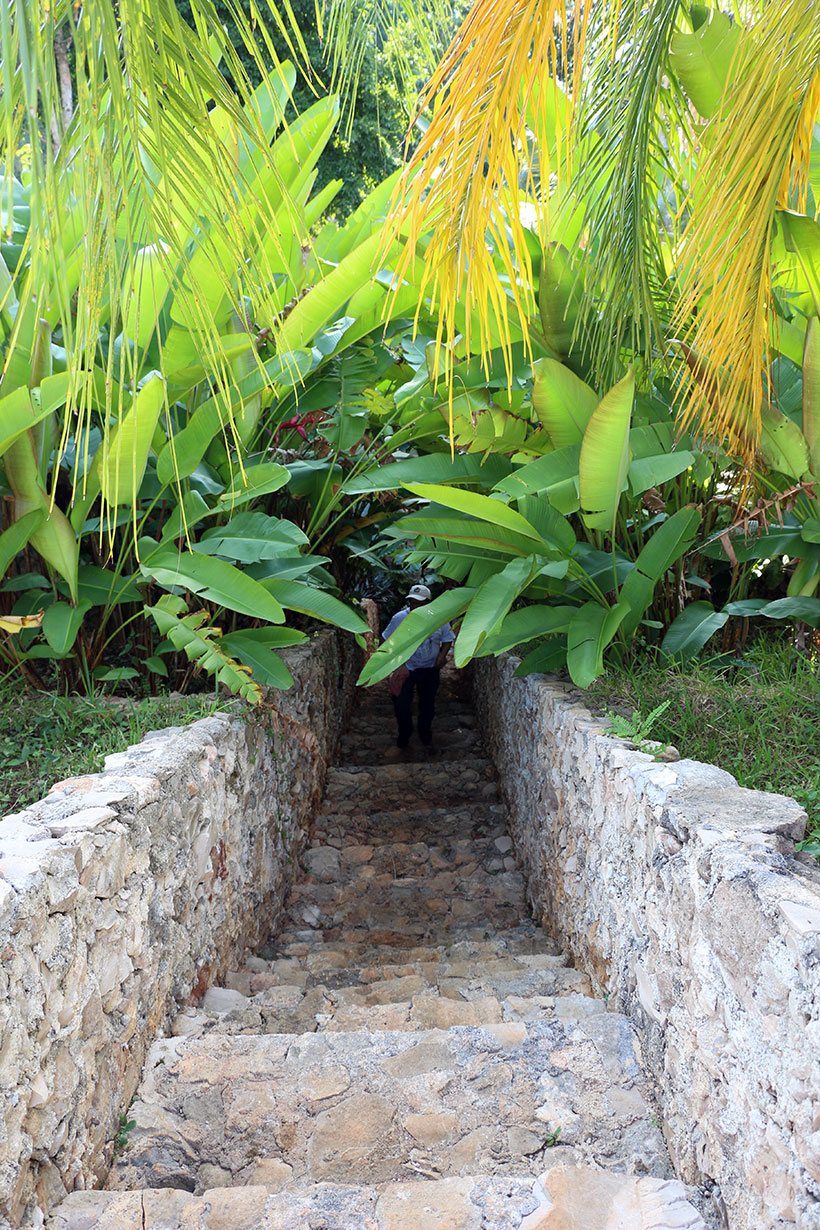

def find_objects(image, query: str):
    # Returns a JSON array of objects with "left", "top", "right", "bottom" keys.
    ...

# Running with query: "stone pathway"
[{"left": 48, "top": 676, "right": 710, "bottom": 1229}]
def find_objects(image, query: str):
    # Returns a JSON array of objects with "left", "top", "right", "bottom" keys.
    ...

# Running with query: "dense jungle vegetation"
[{"left": 0, "top": 0, "right": 817, "bottom": 825}]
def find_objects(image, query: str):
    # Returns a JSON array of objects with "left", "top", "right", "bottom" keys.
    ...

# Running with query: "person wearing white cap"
[{"left": 381, "top": 584, "right": 456, "bottom": 756}]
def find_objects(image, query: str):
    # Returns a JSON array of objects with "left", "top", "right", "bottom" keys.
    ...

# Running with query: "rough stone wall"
[
  {"left": 474, "top": 656, "right": 820, "bottom": 1230},
  {"left": 0, "top": 631, "right": 355, "bottom": 1229}
]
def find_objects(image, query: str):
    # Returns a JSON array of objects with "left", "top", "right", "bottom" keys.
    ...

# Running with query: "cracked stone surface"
[
  {"left": 47, "top": 672, "right": 709, "bottom": 1230},
  {"left": 48, "top": 1168, "right": 709, "bottom": 1230},
  {"left": 107, "top": 1017, "right": 671, "bottom": 1191}
]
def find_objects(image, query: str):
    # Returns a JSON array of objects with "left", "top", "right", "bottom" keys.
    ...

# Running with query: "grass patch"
[
  {"left": 0, "top": 687, "right": 233, "bottom": 816},
  {"left": 586, "top": 640, "right": 820, "bottom": 848}
]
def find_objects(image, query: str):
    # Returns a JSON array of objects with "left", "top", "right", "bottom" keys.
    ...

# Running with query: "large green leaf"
[
  {"left": 538, "top": 246, "right": 579, "bottom": 358},
  {"left": 393, "top": 512, "right": 545, "bottom": 558},
  {"left": 160, "top": 329, "right": 254, "bottom": 390},
  {"left": 518, "top": 495, "right": 577, "bottom": 555},
  {"left": 42, "top": 600, "right": 92, "bottom": 654},
  {"left": 476, "top": 603, "right": 578, "bottom": 656},
  {"left": 803, "top": 316, "right": 820, "bottom": 475},
  {"left": 155, "top": 353, "right": 312, "bottom": 485},
  {"left": 0, "top": 385, "right": 59, "bottom": 458},
  {"left": 759, "top": 405, "right": 810, "bottom": 480},
  {"left": 121, "top": 245, "right": 174, "bottom": 348},
  {"left": 274, "top": 229, "right": 383, "bottom": 352},
  {"left": 778, "top": 211, "right": 820, "bottom": 319},
  {"left": 99, "top": 373, "right": 166, "bottom": 508},
  {"left": 628, "top": 450, "right": 696, "bottom": 495},
  {"left": 4, "top": 434, "right": 79, "bottom": 601},
  {"left": 669, "top": 9, "right": 742, "bottom": 120},
  {"left": 217, "top": 462, "right": 290, "bottom": 509},
  {"left": 755, "top": 596, "right": 820, "bottom": 626},
  {"left": 358, "top": 588, "right": 475, "bottom": 686},
  {"left": 75, "top": 565, "right": 142, "bottom": 607},
  {"left": 494, "top": 444, "right": 581, "bottom": 512},
  {"left": 403, "top": 484, "right": 543, "bottom": 542},
  {"left": 344, "top": 453, "right": 511, "bottom": 495},
  {"left": 142, "top": 550, "right": 286, "bottom": 623},
  {"left": 262, "top": 577, "right": 367, "bottom": 633},
  {"left": 619, "top": 507, "right": 702, "bottom": 636},
  {"left": 515, "top": 636, "right": 569, "bottom": 676},
  {"left": 0, "top": 509, "right": 45, "bottom": 576},
  {"left": 579, "top": 370, "right": 635, "bottom": 531},
  {"left": 566, "top": 601, "right": 629, "bottom": 687},
  {"left": 220, "top": 628, "right": 308, "bottom": 690},
  {"left": 531, "top": 358, "right": 597, "bottom": 448},
  {"left": 455, "top": 556, "right": 537, "bottom": 666},
  {"left": 661, "top": 601, "right": 729, "bottom": 661},
  {"left": 195, "top": 512, "right": 308, "bottom": 562}
]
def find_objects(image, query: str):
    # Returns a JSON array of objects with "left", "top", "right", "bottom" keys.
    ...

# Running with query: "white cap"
[{"left": 406, "top": 584, "right": 432, "bottom": 603}]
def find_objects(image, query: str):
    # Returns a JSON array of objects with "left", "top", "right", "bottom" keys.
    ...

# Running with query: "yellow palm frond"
[
  {"left": 386, "top": 0, "right": 591, "bottom": 393},
  {"left": 674, "top": 0, "right": 820, "bottom": 464}
]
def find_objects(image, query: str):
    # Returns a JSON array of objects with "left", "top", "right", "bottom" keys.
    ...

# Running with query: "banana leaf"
[
  {"left": 802, "top": 317, "right": 820, "bottom": 474},
  {"left": 141, "top": 549, "right": 286, "bottom": 623},
  {"left": 358, "top": 587, "right": 475, "bottom": 686},
  {"left": 759, "top": 405, "right": 810, "bottom": 480},
  {"left": 579, "top": 370, "right": 635, "bottom": 531},
  {"left": 345, "top": 453, "right": 512, "bottom": 495},
  {"left": 42, "top": 600, "right": 92, "bottom": 654},
  {"left": 669, "top": 9, "right": 742, "bottom": 119},
  {"left": 531, "top": 358, "right": 597, "bottom": 448},
  {"left": 220, "top": 628, "right": 308, "bottom": 690},
  {"left": 262, "top": 577, "right": 367, "bottom": 633},
  {"left": 661, "top": 601, "right": 729, "bottom": 660},
  {"left": 566, "top": 600, "right": 629, "bottom": 687},
  {"left": 476, "top": 603, "right": 578, "bottom": 656},
  {"left": 194, "top": 511, "right": 307, "bottom": 562},
  {"left": 455, "top": 555, "right": 538, "bottom": 665},
  {"left": 619, "top": 506, "right": 702, "bottom": 637},
  {"left": 394, "top": 511, "right": 547, "bottom": 558},
  {"left": 0, "top": 509, "right": 44, "bottom": 576},
  {"left": 403, "top": 484, "right": 543, "bottom": 542}
]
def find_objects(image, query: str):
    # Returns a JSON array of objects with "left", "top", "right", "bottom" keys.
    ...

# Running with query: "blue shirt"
[{"left": 382, "top": 607, "right": 456, "bottom": 670}]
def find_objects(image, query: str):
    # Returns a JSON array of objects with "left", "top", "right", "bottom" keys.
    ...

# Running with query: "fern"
[
  {"left": 605, "top": 699, "right": 673, "bottom": 752},
  {"left": 146, "top": 595, "right": 262, "bottom": 704}
]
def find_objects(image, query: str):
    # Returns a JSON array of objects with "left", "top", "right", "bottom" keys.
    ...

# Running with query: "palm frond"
[
  {"left": 319, "top": 0, "right": 459, "bottom": 138},
  {"left": 674, "top": 0, "right": 820, "bottom": 463},
  {"left": 569, "top": 0, "right": 691, "bottom": 383},
  {"left": 386, "top": 0, "right": 592, "bottom": 395},
  {"left": 1, "top": 0, "right": 305, "bottom": 474}
]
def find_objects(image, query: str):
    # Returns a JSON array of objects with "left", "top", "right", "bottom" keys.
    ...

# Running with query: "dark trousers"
[{"left": 392, "top": 667, "right": 440, "bottom": 747}]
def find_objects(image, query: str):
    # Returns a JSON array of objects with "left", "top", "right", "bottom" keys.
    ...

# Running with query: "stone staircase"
[{"left": 48, "top": 676, "right": 711, "bottom": 1229}]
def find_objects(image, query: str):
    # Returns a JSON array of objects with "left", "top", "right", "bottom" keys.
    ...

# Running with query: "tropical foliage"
[
  {"left": 1, "top": 0, "right": 818, "bottom": 708},
  {"left": 386, "top": 0, "right": 820, "bottom": 464},
  {"left": 0, "top": 2, "right": 429, "bottom": 696},
  {"left": 353, "top": 0, "right": 820, "bottom": 688}
]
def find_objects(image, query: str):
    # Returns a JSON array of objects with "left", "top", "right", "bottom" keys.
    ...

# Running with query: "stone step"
[
  {"left": 298, "top": 831, "right": 520, "bottom": 884},
  {"left": 272, "top": 918, "right": 550, "bottom": 953},
  {"left": 285, "top": 862, "right": 527, "bottom": 916},
  {"left": 279, "top": 899, "right": 529, "bottom": 943},
  {"left": 170, "top": 958, "right": 599, "bottom": 1038},
  {"left": 312, "top": 803, "right": 508, "bottom": 847},
  {"left": 109, "top": 1020, "right": 671, "bottom": 1195},
  {"left": 49, "top": 1168, "right": 709, "bottom": 1229},
  {"left": 346, "top": 706, "right": 477, "bottom": 730},
  {"left": 339, "top": 729, "right": 483, "bottom": 765},
  {"left": 260, "top": 926, "right": 560, "bottom": 967},
  {"left": 322, "top": 758, "right": 498, "bottom": 813}
]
